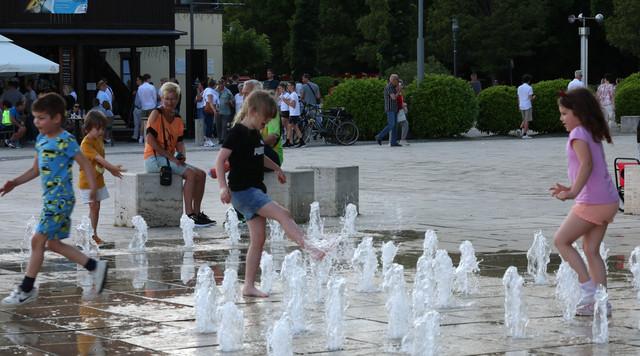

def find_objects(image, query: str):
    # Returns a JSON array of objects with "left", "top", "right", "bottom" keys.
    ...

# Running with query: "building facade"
[{"left": 0, "top": 0, "right": 223, "bottom": 137}]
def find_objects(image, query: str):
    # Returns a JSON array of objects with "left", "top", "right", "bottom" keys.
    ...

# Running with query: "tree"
[
  {"left": 355, "top": 0, "right": 391, "bottom": 72},
  {"left": 606, "top": 0, "right": 640, "bottom": 59},
  {"left": 224, "top": 0, "right": 295, "bottom": 75},
  {"left": 317, "top": 0, "right": 367, "bottom": 74},
  {"left": 287, "top": 0, "right": 320, "bottom": 78},
  {"left": 223, "top": 20, "right": 272, "bottom": 76},
  {"left": 426, "top": 0, "right": 548, "bottom": 78}
]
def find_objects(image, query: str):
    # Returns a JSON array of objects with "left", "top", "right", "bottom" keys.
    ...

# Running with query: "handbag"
[
  {"left": 204, "top": 101, "right": 215, "bottom": 115},
  {"left": 153, "top": 111, "right": 172, "bottom": 186},
  {"left": 397, "top": 109, "right": 407, "bottom": 123}
]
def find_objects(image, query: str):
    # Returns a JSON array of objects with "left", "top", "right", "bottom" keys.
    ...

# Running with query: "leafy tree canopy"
[{"left": 223, "top": 20, "right": 272, "bottom": 76}]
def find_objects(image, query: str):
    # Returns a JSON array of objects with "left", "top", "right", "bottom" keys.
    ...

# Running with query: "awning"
[
  {"left": 0, "top": 35, "right": 59, "bottom": 73},
  {"left": 0, "top": 28, "right": 186, "bottom": 37}
]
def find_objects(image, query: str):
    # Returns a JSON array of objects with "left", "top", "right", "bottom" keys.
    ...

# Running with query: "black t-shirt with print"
[{"left": 223, "top": 123, "right": 266, "bottom": 192}]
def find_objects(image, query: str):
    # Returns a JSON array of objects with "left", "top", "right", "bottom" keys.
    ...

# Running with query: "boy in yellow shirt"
[{"left": 79, "top": 111, "right": 125, "bottom": 244}]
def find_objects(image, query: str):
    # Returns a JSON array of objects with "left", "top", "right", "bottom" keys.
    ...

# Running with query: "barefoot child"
[
  {"left": 215, "top": 90, "right": 323, "bottom": 298},
  {"left": 79, "top": 110, "right": 126, "bottom": 244},
  {"left": 550, "top": 88, "right": 618, "bottom": 316},
  {"left": 1, "top": 93, "right": 108, "bottom": 306}
]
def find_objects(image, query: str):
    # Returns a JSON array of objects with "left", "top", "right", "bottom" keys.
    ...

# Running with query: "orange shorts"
[{"left": 571, "top": 203, "right": 618, "bottom": 226}]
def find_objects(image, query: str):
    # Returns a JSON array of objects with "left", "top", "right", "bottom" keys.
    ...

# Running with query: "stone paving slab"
[{"left": 1, "top": 136, "right": 640, "bottom": 354}]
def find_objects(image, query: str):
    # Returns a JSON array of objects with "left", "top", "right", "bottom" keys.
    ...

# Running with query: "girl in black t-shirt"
[{"left": 216, "top": 90, "right": 324, "bottom": 298}]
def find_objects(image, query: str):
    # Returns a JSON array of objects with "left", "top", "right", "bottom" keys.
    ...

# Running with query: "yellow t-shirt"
[{"left": 78, "top": 136, "right": 106, "bottom": 189}]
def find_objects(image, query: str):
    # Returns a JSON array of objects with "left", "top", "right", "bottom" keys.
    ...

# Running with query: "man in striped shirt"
[{"left": 375, "top": 74, "right": 402, "bottom": 147}]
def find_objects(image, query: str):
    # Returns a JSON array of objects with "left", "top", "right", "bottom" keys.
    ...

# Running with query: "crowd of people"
[
  {"left": 0, "top": 76, "right": 119, "bottom": 148},
  {"left": 194, "top": 70, "right": 323, "bottom": 150}
]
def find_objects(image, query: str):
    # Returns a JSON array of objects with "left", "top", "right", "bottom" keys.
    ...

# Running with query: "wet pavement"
[{"left": 1, "top": 135, "right": 640, "bottom": 354}]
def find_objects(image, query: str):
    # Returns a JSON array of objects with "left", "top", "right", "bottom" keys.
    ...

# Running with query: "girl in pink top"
[{"left": 550, "top": 88, "right": 618, "bottom": 316}]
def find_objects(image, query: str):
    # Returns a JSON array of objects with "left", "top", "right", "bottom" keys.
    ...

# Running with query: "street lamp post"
[
  {"left": 451, "top": 17, "right": 459, "bottom": 77},
  {"left": 417, "top": 0, "right": 424, "bottom": 86},
  {"left": 568, "top": 13, "right": 604, "bottom": 86}
]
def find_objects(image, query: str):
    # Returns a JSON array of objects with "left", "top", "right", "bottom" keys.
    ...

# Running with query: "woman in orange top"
[{"left": 143, "top": 82, "right": 215, "bottom": 227}]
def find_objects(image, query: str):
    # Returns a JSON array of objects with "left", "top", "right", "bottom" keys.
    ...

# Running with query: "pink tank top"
[{"left": 566, "top": 125, "right": 618, "bottom": 205}]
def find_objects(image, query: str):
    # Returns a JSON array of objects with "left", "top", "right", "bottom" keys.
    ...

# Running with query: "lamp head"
[
  {"left": 568, "top": 14, "right": 576, "bottom": 24},
  {"left": 578, "top": 13, "right": 584, "bottom": 20},
  {"left": 595, "top": 13, "right": 604, "bottom": 23}
]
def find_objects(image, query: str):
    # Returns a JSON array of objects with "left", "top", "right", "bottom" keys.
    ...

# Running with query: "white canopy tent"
[{"left": 0, "top": 35, "right": 59, "bottom": 74}]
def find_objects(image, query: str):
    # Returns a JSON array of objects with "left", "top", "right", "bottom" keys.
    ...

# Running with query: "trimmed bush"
[
  {"left": 616, "top": 72, "right": 640, "bottom": 92},
  {"left": 530, "top": 79, "right": 570, "bottom": 133},
  {"left": 404, "top": 74, "right": 478, "bottom": 138},
  {"left": 384, "top": 57, "right": 450, "bottom": 84},
  {"left": 322, "top": 78, "right": 386, "bottom": 140},
  {"left": 615, "top": 83, "right": 640, "bottom": 120},
  {"left": 615, "top": 73, "right": 640, "bottom": 120},
  {"left": 476, "top": 86, "right": 520, "bottom": 135},
  {"left": 313, "top": 76, "right": 341, "bottom": 96}
]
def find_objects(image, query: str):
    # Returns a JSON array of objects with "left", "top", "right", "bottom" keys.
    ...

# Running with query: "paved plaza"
[{"left": 1, "top": 133, "right": 640, "bottom": 354}]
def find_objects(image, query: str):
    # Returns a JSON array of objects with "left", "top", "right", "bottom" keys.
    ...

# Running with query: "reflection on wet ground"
[{"left": 0, "top": 232, "right": 639, "bottom": 355}]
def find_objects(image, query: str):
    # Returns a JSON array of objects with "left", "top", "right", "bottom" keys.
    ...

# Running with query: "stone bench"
[
  {"left": 114, "top": 172, "right": 183, "bottom": 227},
  {"left": 298, "top": 165, "right": 359, "bottom": 217},
  {"left": 621, "top": 116, "right": 640, "bottom": 133},
  {"left": 264, "top": 169, "right": 315, "bottom": 223},
  {"left": 624, "top": 165, "right": 640, "bottom": 215}
]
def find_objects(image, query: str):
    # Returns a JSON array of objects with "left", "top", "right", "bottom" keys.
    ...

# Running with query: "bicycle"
[{"left": 298, "top": 103, "right": 359, "bottom": 146}]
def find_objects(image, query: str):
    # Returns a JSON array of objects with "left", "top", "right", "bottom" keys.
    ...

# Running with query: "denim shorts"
[
  {"left": 145, "top": 156, "right": 194, "bottom": 177},
  {"left": 231, "top": 187, "right": 272, "bottom": 220}
]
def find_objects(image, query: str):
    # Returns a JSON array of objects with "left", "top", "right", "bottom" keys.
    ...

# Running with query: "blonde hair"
[
  {"left": 232, "top": 90, "right": 277, "bottom": 125},
  {"left": 160, "top": 81, "right": 181, "bottom": 98}
]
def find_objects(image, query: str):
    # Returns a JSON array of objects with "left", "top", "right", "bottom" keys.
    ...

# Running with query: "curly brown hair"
[{"left": 558, "top": 87, "right": 612, "bottom": 143}]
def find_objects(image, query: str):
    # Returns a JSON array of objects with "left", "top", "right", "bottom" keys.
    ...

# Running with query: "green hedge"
[
  {"left": 383, "top": 57, "right": 450, "bottom": 84},
  {"left": 476, "top": 86, "right": 520, "bottom": 135},
  {"left": 322, "top": 78, "right": 386, "bottom": 140},
  {"left": 616, "top": 72, "right": 640, "bottom": 92},
  {"left": 313, "top": 76, "right": 341, "bottom": 96},
  {"left": 615, "top": 83, "right": 640, "bottom": 120},
  {"left": 530, "top": 79, "right": 570, "bottom": 133},
  {"left": 615, "top": 73, "right": 640, "bottom": 120},
  {"left": 404, "top": 74, "right": 478, "bottom": 138}
]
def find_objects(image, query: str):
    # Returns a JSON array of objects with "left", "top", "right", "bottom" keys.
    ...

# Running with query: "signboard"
[
  {"left": 59, "top": 47, "right": 74, "bottom": 87},
  {"left": 26, "top": 0, "right": 88, "bottom": 14}
]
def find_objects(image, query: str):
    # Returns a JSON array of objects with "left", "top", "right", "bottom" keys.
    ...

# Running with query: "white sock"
[{"left": 580, "top": 279, "right": 596, "bottom": 294}]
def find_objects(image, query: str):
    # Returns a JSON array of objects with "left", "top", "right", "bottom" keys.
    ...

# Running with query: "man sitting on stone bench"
[{"left": 143, "top": 82, "right": 215, "bottom": 227}]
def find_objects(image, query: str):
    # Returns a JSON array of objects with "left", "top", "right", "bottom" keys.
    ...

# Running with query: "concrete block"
[
  {"left": 264, "top": 170, "right": 315, "bottom": 223},
  {"left": 298, "top": 166, "right": 359, "bottom": 216},
  {"left": 621, "top": 116, "right": 640, "bottom": 133},
  {"left": 625, "top": 166, "right": 640, "bottom": 215},
  {"left": 194, "top": 118, "right": 204, "bottom": 146},
  {"left": 114, "top": 172, "right": 183, "bottom": 227}
]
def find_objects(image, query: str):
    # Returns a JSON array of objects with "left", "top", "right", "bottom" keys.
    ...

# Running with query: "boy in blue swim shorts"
[{"left": 0, "top": 93, "right": 108, "bottom": 306}]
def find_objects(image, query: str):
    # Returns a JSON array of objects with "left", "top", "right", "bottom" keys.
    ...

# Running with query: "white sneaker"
[
  {"left": 522, "top": 135, "right": 532, "bottom": 139},
  {"left": 1, "top": 286, "right": 38, "bottom": 306},
  {"left": 92, "top": 260, "right": 108, "bottom": 293},
  {"left": 400, "top": 140, "right": 410, "bottom": 146}
]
